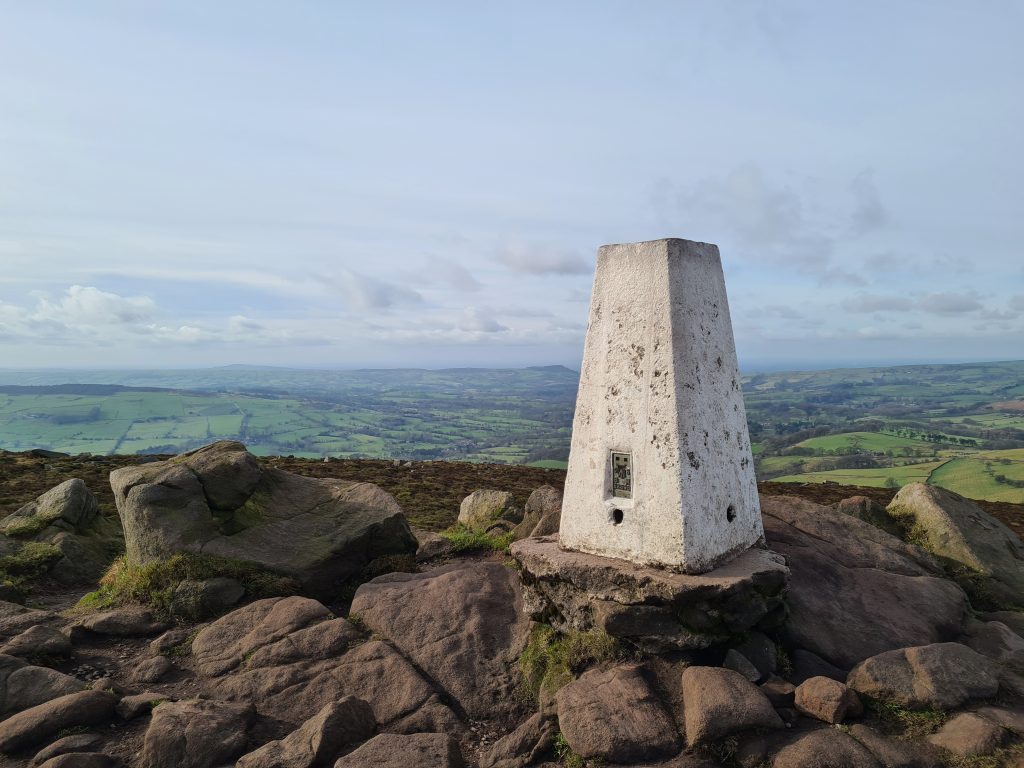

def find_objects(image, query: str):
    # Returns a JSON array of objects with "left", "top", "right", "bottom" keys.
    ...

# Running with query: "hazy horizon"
[{"left": 2, "top": 2, "right": 1021, "bottom": 370}]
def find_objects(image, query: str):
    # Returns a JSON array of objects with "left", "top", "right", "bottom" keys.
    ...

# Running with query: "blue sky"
[{"left": 1, "top": 1, "right": 1021, "bottom": 372}]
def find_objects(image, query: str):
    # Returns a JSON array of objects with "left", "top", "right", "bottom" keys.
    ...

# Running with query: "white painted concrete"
[{"left": 559, "top": 238, "right": 763, "bottom": 573}]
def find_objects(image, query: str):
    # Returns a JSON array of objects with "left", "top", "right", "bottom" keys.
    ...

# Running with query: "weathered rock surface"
[
  {"left": 847, "top": 642, "right": 999, "bottom": 710},
  {"left": 887, "top": 483, "right": 1024, "bottom": 607},
  {"left": 846, "top": 723, "right": 938, "bottom": 768},
  {"left": 413, "top": 529, "right": 454, "bottom": 562},
  {"left": 457, "top": 490, "right": 520, "bottom": 531},
  {"left": 0, "top": 603, "right": 59, "bottom": 641},
  {"left": 772, "top": 728, "right": 880, "bottom": 768},
  {"left": 723, "top": 649, "right": 761, "bottom": 682},
  {"left": 116, "top": 691, "right": 167, "bottom": 720},
  {"left": 927, "top": 711, "right": 1008, "bottom": 757},
  {"left": 680, "top": 666, "right": 782, "bottom": 746},
  {"left": 760, "top": 676, "right": 795, "bottom": 707},
  {"left": 836, "top": 495, "right": 902, "bottom": 536},
  {"left": 169, "top": 576, "right": 245, "bottom": 619},
  {"left": 511, "top": 486, "right": 562, "bottom": 540},
  {"left": 1, "top": 625, "right": 72, "bottom": 658},
  {"left": 478, "top": 713, "right": 555, "bottom": 768},
  {"left": 332, "top": 732, "right": 463, "bottom": 768},
  {"left": 790, "top": 648, "right": 847, "bottom": 684},
  {"left": 794, "top": 676, "right": 862, "bottom": 724},
  {"left": 0, "top": 654, "right": 84, "bottom": 716},
  {"left": 960, "top": 618, "right": 1024, "bottom": 667},
  {"left": 193, "top": 596, "right": 459, "bottom": 732},
  {"left": 732, "top": 630, "right": 777, "bottom": 680},
  {"left": 140, "top": 699, "right": 255, "bottom": 768},
  {"left": 109, "top": 441, "right": 417, "bottom": 595},
  {"left": 29, "top": 733, "right": 104, "bottom": 767},
  {"left": 511, "top": 537, "right": 788, "bottom": 652},
  {"left": 131, "top": 655, "right": 173, "bottom": 684},
  {"left": 71, "top": 607, "right": 168, "bottom": 637},
  {"left": 983, "top": 610, "right": 1024, "bottom": 638},
  {"left": 0, "top": 479, "right": 98, "bottom": 535},
  {"left": 350, "top": 562, "right": 530, "bottom": 719},
  {"left": 762, "top": 495, "right": 968, "bottom": 668},
  {"left": 35, "top": 754, "right": 116, "bottom": 768},
  {"left": 236, "top": 696, "right": 375, "bottom": 768},
  {"left": 0, "top": 690, "right": 116, "bottom": 754},
  {"left": 556, "top": 664, "right": 681, "bottom": 763}
]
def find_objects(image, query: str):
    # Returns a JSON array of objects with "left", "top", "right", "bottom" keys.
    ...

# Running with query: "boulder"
[
  {"left": 478, "top": 713, "right": 555, "bottom": 768},
  {"left": 680, "top": 666, "right": 782, "bottom": 746},
  {"left": 772, "top": 729, "right": 880, "bottom": 768},
  {"left": 1, "top": 625, "right": 72, "bottom": 658},
  {"left": 790, "top": 648, "right": 848, "bottom": 684},
  {"left": 973, "top": 705, "right": 1024, "bottom": 736},
  {"left": 457, "top": 490, "right": 520, "bottom": 531},
  {"left": 511, "top": 537, "right": 788, "bottom": 653},
  {"left": 846, "top": 723, "right": 938, "bottom": 768},
  {"left": 131, "top": 655, "right": 173, "bottom": 684},
  {"left": 723, "top": 649, "right": 761, "bottom": 682},
  {"left": 836, "top": 495, "right": 902, "bottom": 537},
  {"left": 140, "top": 699, "right": 255, "bottom": 768},
  {"left": 350, "top": 562, "right": 530, "bottom": 719},
  {"left": 193, "top": 598, "right": 458, "bottom": 731},
  {"left": 983, "top": 610, "right": 1024, "bottom": 638},
  {"left": 0, "top": 654, "right": 84, "bottom": 716},
  {"left": 29, "top": 733, "right": 104, "bottom": 767},
  {"left": 760, "top": 676, "right": 795, "bottom": 707},
  {"left": 959, "top": 618, "right": 1024, "bottom": 666},
  {"left": 762, "top": 496, "right": 968, "bottom": 668},
  {"left": 116, "top": 692, "right": 167, "bottom": 721},
  {"left": 0, "top": 479, "right": 98, "bottom": 535},
  {"left": 412, "top": 529, "right": 454, "bottom": 562},
  {"left": 927, "top": 712, "right": 1008, "bottom": 757},
  {"left": 794, "top": 676, "right": 862, "bottom": 724},
  {"left": 109, "top": 441, "right": 418, "bottom": 595},
  {"left": 511, "top": 486, "right": 562, "bottom": 540},
  {"left": 555, "top": 664, "right": 681, "bottom": 763},
  {"left": 236, "top": 697, "right": 375, "bottom": 768},
  {"left": 71, "top": 607, "right": 168, "bottom": 637},
  {"left": 732, "top": 630, "right": 777, "bottom": 680},
  {"left": 0, "top": 603, "right": 60, "bottom": 641},
  {"left": 333, "top": 733, "right": 463, "bottom": 768},
  {"left": 847, "top": 642, "right": 999, "bottom": 710},
  {"left": 168, "top": 577, "right": 245, "bottom": 619},
  {"left": 887, "top": 483, "right": 1024, "bottom": 607},
  {"left": 149, "top": 628, "right": 193, "bottom": 656},
  {"left": 0, "top": 690, "right": 117, "bottom": 754},
  {"left": 36, "top": 755, "right": 116, "bottom": 768}
]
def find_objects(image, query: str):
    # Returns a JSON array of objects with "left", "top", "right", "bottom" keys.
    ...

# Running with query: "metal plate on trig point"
[{"left": 611, "top": 451, "right": 632, "bottom": 498}]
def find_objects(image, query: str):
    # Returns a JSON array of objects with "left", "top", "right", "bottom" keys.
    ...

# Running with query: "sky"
[{"left": 0, "top": 1, "right": 1022, "bottom": 372}]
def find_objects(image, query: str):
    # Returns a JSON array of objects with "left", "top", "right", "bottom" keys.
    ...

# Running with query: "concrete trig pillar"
[{"left": 559, "top": 238, "right": 763, "bottom": 573}]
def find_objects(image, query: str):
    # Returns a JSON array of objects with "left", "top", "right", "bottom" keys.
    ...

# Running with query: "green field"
[
  {"left": 927, "top": 449, "right": 1024, "bottom": 503},
  {"left": 773, "top": 460, "right": 947, "bottom": 489},
  {"left": 792, "top": 431, "right": 938, "bottom": 454}
]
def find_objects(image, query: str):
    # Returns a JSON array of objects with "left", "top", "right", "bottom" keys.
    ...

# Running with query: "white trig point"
[{"left": 559, "top": 238, "right": 763, "bottom": 573}]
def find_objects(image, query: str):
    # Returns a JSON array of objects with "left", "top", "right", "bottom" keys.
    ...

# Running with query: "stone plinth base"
[{"left": 510, "top": 536, "right": 789, "bottom": 653}]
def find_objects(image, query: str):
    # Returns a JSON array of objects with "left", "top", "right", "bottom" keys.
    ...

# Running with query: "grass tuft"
[
  {"left": 553, "top": 731, "right": 585, "bottom": 768},
  {"left": 440, "top": 524, "right": 515, "bottom": 553},
  {"left": 519, "top": 624, "right": 623, "bottom": 703},
  {"left": 865, "top": 697, "right": 948, "bottom": 738},
  {"left": 1, "top": 515, "right": 52, "bottom": 538},
  {"left": 0, "top": 541, "right": 63, "bottom": 592}
]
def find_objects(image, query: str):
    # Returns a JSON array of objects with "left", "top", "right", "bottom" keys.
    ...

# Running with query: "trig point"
[{"left": 559, "top": 237, "right": 763, "bottom": 573}]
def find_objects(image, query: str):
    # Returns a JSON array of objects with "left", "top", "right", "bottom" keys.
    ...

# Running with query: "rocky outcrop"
[
  {"left": 332, "top": 733, "right": 464, "bottom": 768},
  {"left": 847, "top": 642, "right": 999, "bottom": 710},
  {"left": 478, "top": 713, "right": 555, "bottom": 768},
  {"left": 140, "top": 699, "right": 255, "bottom": 768},
  {"left": 555, "top": 664, "right": 681, "bottom": 763},
  {"left": 0, "top": 479, "right": 98, "bottom": 535},
  {"left": 762, "top": 495, "right": 968, "bottom": 668},
  {"left": 109, "top": 441, "right": 418, "bottom": 595},
  {"left": 794, "top": 676, "right": 862, "bottom": 724},
  {"left": 927, "top": 712, "right": 1009, "bottom": 757},
  {"left": 680, "top": 666, "right": 782, "bottom": 746},
  {"left": 511, "top": 486, "right": 562, "bottom": 540},
  {"left": 887, "top": 483, "right": 1024, "bottom": 607},
  {"left": 457, "top": 490, "right": 521, "bottom": 532},
  {"left": 836, "top": 495, "right": 902, "bottom": 537},
  {"left": 0, "top": 654, "right": 84, "bottom": 716},
  {"left": 350, "top": 562, "right": 530, "bottom": 720},
  {"left": 511, "top": 537, "right": 788, "bottom": 652},
  {"left": 0, "top": 690, "right": 116, "bottom": 754},
  {"left": 771, "top": 729, "right": 880, "bottom": 768},
  {"left": 0, "top": 625, "right": 71, "bottom": 659}
]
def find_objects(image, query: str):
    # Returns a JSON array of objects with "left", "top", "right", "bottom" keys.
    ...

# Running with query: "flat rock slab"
[
  {"left": 510, "top": 536, "right": 787, "bottom": 651},
  {"left": 140, "top": 699, "right": 255, "bottom": 768},
  {"left": 0, "top": 690, "right": 116, "bottom": 754},
  {"left": 333, "top": 733, "right": 464, "bottom": 768}
]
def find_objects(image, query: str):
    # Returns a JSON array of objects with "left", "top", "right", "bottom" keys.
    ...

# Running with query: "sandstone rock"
[
  {"left": 763, "top": 496, "right": 968, "bottom": 668},
  {"left": 760, "top": 676, "right": 795, "bottom": 707},
  {"left": 680, "top": 666, "right": 782, "bottom": 746},
  {"left": 109, "top": 441, "right": 418, "bottom": 595},
  {"left": 772, "top": 728, "right": 880, "bottom": 768},
  {"left": 1, "top": 625, "right": 72, "bottom": 658},
  {"left": 927, "top": 712, "right": 1008, "bottom": 756},
  {"left": 511, "top": 537, "right": 788, "bottom": 653},
  {"left": 30, "top": 733, "right": 104, "bottom": 766},
  {"left": 887, "top": 483, "right": 1024, "bottom": 607},
  {"left": 149, "top": 628, "right": 193, "bottom": 656},
  {"left": 836, "top": 495, "right": 902, "bottom": 536},
  {"left": 794, "top": 676, "right": 862, "bottom": 724},
  {"left": 236, "top": 696, "right": 375, "bottom": 768},
  {"left": 458, "top": 489, "right": 520, "bottom": 531},
  {"left": 511, "top": 486, "right": 562, "bottom": 540},
  {"left": 973, "top": 705, "right": 1024, "bottom": 735},
  {"left": 478, "top": 713, "right": 555, "bottom": 768},
  {"left": 350, "top": 561, "right": 530, "bottom": 719},
  {"left": 847, "top": 642, "right": 998, "bottom": 710},
  {"left": 790, "top": 648, "right": 847, "bottom": 684},
  {"left": 0, "top": 479, "right": 98, "bottom": 535},
  {"left": 333, "top": 733, "right": 463, "bottom": 768},
  {"left": 169, "top": 577, "right": 245, "bottom": 620},
  {"left": 0, "top": 690, "right": 117, "bottom": 753},
  {"left": 0, "top": 601, "right": 58, "bottom": 641},
  {"left": 72, "top": 607, "right": 168, "bottom": 637},
  {"left": 846, "top": 723, "right": 938, "bottom": 768},
  {"left": 733, "top": 630, "right": 777, "bottom": 679},
  {"left": 960, "top": 618, "right": 1024, "bottom": 666},
  {"left": 413, "top": 529, "right": 454, "bottom": 562},
  {"left": 556, "top": 664, "right": 681, "bottom": 763},
  {"left": 116, "top": 692, "right": 167, "bottom": 720},
  {"left": 723, "top": 649, "right": 761, "bottom": 682},
  {"left": 0, "top": 654, "right": 84, "bottom": 716},
  {"left": 982, "top": 610, "right": 1024, "bottom": 637},
  {"left": 36, "top": 755, "right": 116, "bottom": 768},
  {"left": 132, "top": 655, "right": 173, "bottom": 684},
  {"left": 140, "top": 699, "right": 254, "bottom": 768}
]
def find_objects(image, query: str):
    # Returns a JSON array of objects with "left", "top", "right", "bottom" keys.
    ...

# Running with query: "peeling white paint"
[{"left": 559, "top": 238, "right": 763, "bottom": 573}]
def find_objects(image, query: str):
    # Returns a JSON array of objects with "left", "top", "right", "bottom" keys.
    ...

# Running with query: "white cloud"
[
  {"left": 458, "top": 307, "right": 508, "bottom": 334},
  {"left": 33, "top": 285, "right": 156, "bottom": 325},
  {"left": 496, "top": 243, "right": 591, "bottom": 275},
  {"left": 329, "top": 269, "right": 422, "bottom": 310},
  {"left": 842, "top": 293, "right": 913, "bottom": 313},
  {"left": 917, "top": 291, "right": 983, "bottom": 315}
]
